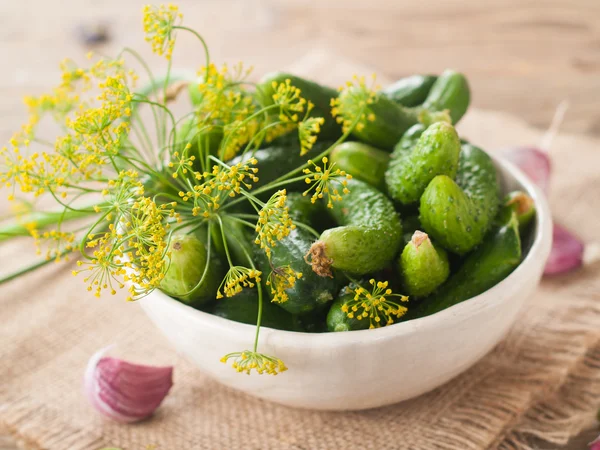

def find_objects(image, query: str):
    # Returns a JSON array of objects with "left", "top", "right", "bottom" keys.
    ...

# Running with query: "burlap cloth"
[{"left": 1, "top": 52, "right": 599, "bottom": 450}]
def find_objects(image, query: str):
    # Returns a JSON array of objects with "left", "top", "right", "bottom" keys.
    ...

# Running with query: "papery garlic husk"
[{"left": 84, "top": 347, "right": 173, "bottom": 423}]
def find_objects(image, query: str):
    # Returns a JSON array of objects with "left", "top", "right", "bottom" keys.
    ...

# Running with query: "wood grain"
[
  {"left": 0, "top": 0, "right": 598, "bottom": 448},
  {"left": 1, "top": 0, "right": 600, "bottom": 142}
]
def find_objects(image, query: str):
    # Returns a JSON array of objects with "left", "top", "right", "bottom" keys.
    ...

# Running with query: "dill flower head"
[
  {"left": 76, "top": 196, "right": 176, "bottom": 301},
  {"left": 254, "top": 190, "right": 295, "bottom": 257},
  {"left": 302, "top": 157, "right": 352, "bottom": 208},
  {"left": 342, "top": 279, "right": 409, "bottom": 328},
  {"left": 168, "top": 147, "right": 195, "bottom": 179},
  {"left": 217, "top": 266, "right": 262, "bottom": 298},
  {"left": 331, "top": 74, "right": 380, "bottom": 134},
  {"left": 143, "top": 4, "right": 182, "bottom": 60},
  {"left": 193, "top": 63, "right": 264, "bottom": 160},
  {"left": 30, "top": 227, "right": 76, "bottom": 262},
  {"left": 266, "top": 265, "right": 303, "bottom": 303},
  {"left": 298, "top": 116, "right": 325, "bottom": 156},
  {"left": 220, "top": 350, "right": 287, "bottom": 375},
  {"left": 178, "top": 159, "right": 259, "bottom": 218},
  {"left": 271, "top": 79, "right": 307, "bottom": 123}
]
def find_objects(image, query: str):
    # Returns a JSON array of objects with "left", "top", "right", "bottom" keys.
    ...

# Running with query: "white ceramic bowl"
[{"left": 141, "top": 154, "right": 552, "bottom": 411}]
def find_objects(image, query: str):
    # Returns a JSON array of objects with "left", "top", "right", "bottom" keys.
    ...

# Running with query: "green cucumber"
[
  {"left": 256, "top": 72, "right": 341, "bottom": 140},
  {"left": 298, "top": 306, "right": 329, "bottom": 333},
  {"left": 212, "top": 288, "right": 303, "bottom": 331},
  {"left": 213, "top": 215, "right": 254, "bottom": 267},
  {"left": 285, "top": 191, "right": 323, "bottom": 223},
  {"left": 326, "top": 285, "right": 370, "bottom": 332},
  {"left": 399, "top": 231, "right": 450, "bottom": 297},
  {"left": 409, "top": 207, "right": 521, "bottom": 318},
  {"left": 420, "top": 143, "right": 500, "bottom": 254},
  {"left": 329, "top": 142, "right": 390, "bottom": 190},
  {"left": 395, "top": 123, "right": 426, "bottom": 155},
  {"left": 383, "top": 74, "right": 437, "bottom": 107},
  {"left": 337, "top": 87, "right": 420, "bottom": 150},
  {"left": 254, "top": 193, "right": 338, "bottom": 315},
  {"left": 228, "top": 138, "right": 331, "bottom": 192},
  {"left": 306, "top": 178, "right": 402, "bottom": 276},
  {"left": 503, "top": 191, "right": 535, "bottom": 232},
  {"left": 160, "top": 233, "right": 224, "bottom": 306},
  {"left": 422, "top": 70, "right": 471, "bottom": 124},
  {"left": 385, "top": 122, "right": 461, "bottom": 205}
]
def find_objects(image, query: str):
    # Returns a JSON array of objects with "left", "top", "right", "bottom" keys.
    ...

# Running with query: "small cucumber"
[
  {"left": 385, "top": 121, "right": 461, "bottom": 205},
  {"left": 307, "top": 178, "right": 402, "bottom": 276},
  {"left": 395, "top": 123, "right": 426, "bottom": 156},
  {"left": 212, "top": 287, "right": 303, "bottom": 331},
  {"left": 329, "top": 142, "right": 390, "bottom": 190},
  {"left": 503, "top": 191, "right": 536, "bottom": 232},
  {"left": 256, "top": 72, "right": 341, "bottom": 140},
  {"left": 160, "top": 233, "right": 224, "bottom": 306},
  {"left": 255, "top": 193, "right": 338, "bottom": 315},
  {"left": 410, "top": 208, "right": 521, "bottom": 318},
  {"left": 337, "top": 87, "right": 420, "bottom": 150},
  {"left": 326, "top": 285, "right": 370, "bottom": 332},
  {"left": 228, "top": 137, "right": 331, "bottom": 193},
  {"left": 399, "top": 231, "right": 450, "bottom": 297},
  {"left": 420, "top": 143, "right": 500, "bottom": 254},
  {"left": 286, "top": 191, "right": 320, "bottom": 223},
  {"left": 298, "top": 306, "right": 330, "bottom": 333},
  {"left": 383, "top": 74, "right": 437, "bottom": 107},
  {"left": 422, "top": 70, "right": 471, "bottom": 124},
  {"left": 213, "top": 215, "right": 254, "bottom": 267}
]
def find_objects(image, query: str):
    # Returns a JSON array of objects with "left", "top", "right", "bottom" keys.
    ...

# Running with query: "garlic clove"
[
  {"left": 85, "top": 347, "right": 173, "bottom": 423},
  {"left": 544, "top": 223, "right": 585, "bottom": 276},
  {"left": 503, "top": 146, "right": 551, "bottom": 195}
]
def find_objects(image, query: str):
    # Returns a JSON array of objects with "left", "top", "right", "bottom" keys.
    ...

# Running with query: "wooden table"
[{"left": 1, "top": 0, "right": 598, "bottom": 448}]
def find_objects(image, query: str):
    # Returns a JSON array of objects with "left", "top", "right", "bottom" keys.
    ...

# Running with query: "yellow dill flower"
[
  {"left": 220, "top": 350, "right": 287, "bottom": 375},
  {"left": 182, "top": 159, "right": 259, "bottom": 218},
  {"left": 331, "top": 74, "right": 380, "bottom": 134},
  {"left": 270, "top": 79, "right": 306, "bottom": 124},
  {"left": 168, "top": 148, "right": 195, "bottom": 178},
  {"left": 95, "top": 170, "right": 144, "bottom": 221},
  {"left": 73, "top": 231, "right": 128, "bottom": 298},
  {"left": 142, "top": 4, "right": 182, "bottom": 60},
  {"left": 254, "top": 190, "right": 295, "bottom": 257},
  {"left": 266, "top": 265, "right": 302, "bottom": 303},
  {"left": 28, "top": 225, "right": 76, "bottom": 262},
  {"left": 193, "top": 63, "right": 276, "bottom": 160},
  {"left": 342, "top": 279, "right": 409, "bottom": 328},
  {"left": 74, "top": 196, "right": 176, "bottom": 301},
  {"left": 302, "top": 157, "right": 352, "bottom": 208},
  {"left": 217, "top": 266, "right": 262, "bottom": 298},
  {"left": 298, "top": 116, "right": 325, "bottom": 156}
]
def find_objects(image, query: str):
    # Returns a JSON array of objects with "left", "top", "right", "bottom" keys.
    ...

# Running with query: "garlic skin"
[{"left": 84, "top": 347, "right": 173, "bottom": 423}]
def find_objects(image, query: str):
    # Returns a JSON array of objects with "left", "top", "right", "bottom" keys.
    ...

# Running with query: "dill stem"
[{"left": 0, "top": 249, "right": 71, "bottom": 285}]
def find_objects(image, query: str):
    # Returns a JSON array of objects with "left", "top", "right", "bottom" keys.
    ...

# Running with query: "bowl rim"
[{"left": 141, "top": 152, "right": 552, "bottom": 346}]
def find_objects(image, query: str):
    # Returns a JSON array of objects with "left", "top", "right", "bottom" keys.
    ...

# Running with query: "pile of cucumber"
[{"left": 165, "top": 70, "right": 536, "bottom": 333}]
